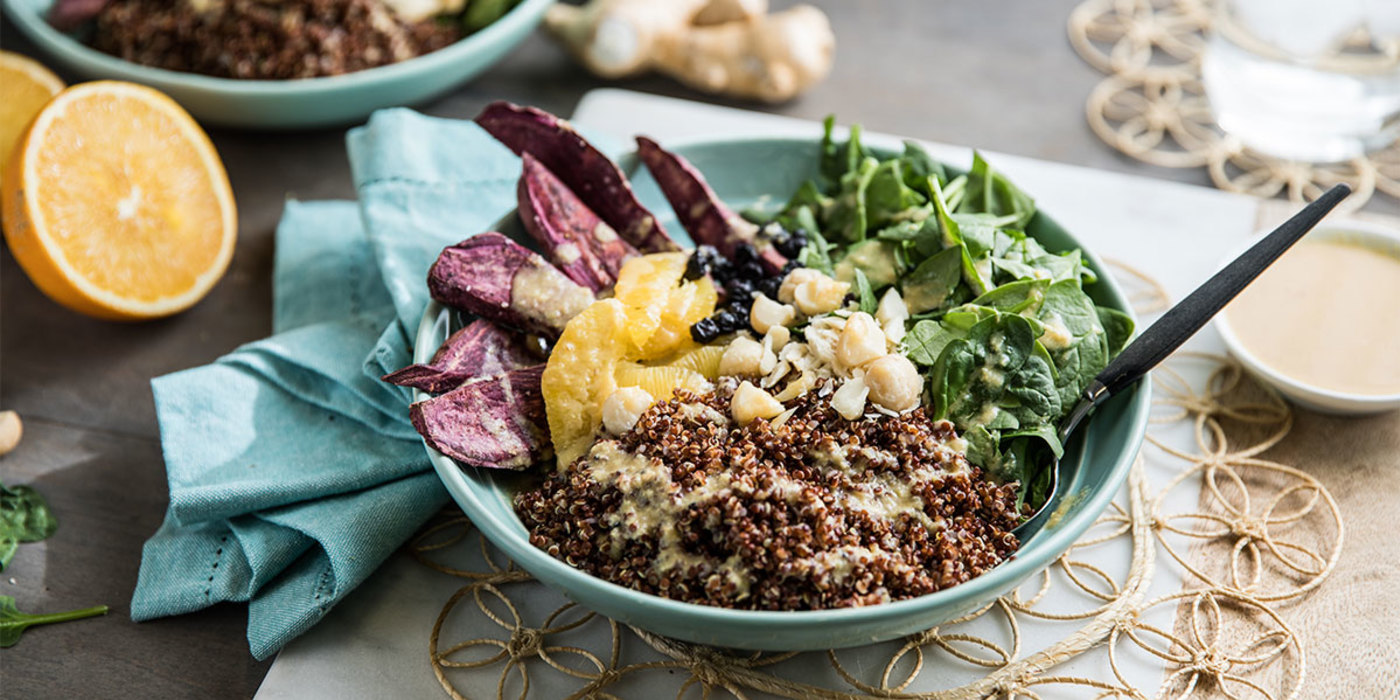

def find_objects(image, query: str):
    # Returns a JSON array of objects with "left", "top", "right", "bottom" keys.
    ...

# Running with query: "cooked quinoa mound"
[
  {"left": 91, "top": 0, "right": 461, "bottom": 80},
  {"left": 515, "top": 381, "right": 1023, "bottom": 611}
]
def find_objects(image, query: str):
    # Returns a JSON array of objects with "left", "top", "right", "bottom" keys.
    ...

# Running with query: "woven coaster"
[{"left": 1068, "top": 0, "right": 1400, "bottom": 211}]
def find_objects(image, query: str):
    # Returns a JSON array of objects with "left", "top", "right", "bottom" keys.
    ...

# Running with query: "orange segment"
[
  {"left": 0, "top": 51, "right": 63, "bottom": 179},
  {"left": 656, "top": 343, "right": 726, "bottom": 380},
  {"left": 541, "top": 299, "right": 629, "bottom": 468},
  {"left": 614, "top": 363, "right": 711, "bottom": 401},
  {"left": 543, "top": 253, "right": 721, "bottom": 467},
  {"left": 2, "top": 81, "right": 236, "bottom": 320}
]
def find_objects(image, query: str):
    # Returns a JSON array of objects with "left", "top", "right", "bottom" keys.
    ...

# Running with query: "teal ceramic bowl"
[
  {"left": 413, "top": 136, "right": 1151, "bottom": 650},
  {"left": 1, "top": 0, "right": 553, "bottom": 129}
]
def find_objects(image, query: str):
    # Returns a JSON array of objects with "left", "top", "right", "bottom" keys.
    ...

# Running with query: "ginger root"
[{"left": 544, "top": 0, "right": 834, "bottom": 103}]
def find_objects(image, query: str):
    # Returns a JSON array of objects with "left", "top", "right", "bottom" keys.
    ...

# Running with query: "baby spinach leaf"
[
  {"left": 1004, "top": 351, "right": 1062, "bottom": 422},
  {"left": 820, "top": 117, "right": 869, "bottom": 187},
  {"left": 901, "top": 140, "right": 947, "bottom": 192},
  {"left": 0, "top": 482, "right": 58, "bottom": 572},
  {"left": 932, "top": 313, "right": 1061, "bottom": 433},
  {"left": 905, "top": 318, "right": 965, "bottom": 366},
  {"left": 865, "top": 160, "right": 926, "bottom": 230},
  {"left": 779, "top": 180, "right": 833, "bottom": 221},
  {"left": 1098, "top": 307, "right": 1135, "bottom": 355},
  {"left": 901, "top": 246, "right": 963, "bottom": 314},
  {"left": 930, "top": 337, "right": 977, "bottom": 421},
  {"left": 854, "top": 269, "right": 878, "bottom": 314},
  {"left": 797, "top": 222, "right": 836, "bottom": 276},
  {"left": 962, "top": 425, "right": 1004, "bottom": 476},
  {"left": 958, "top": 152, "right": 1037, "bottom": 228},
  {"left": 827, "top": 157, "right": 878, "bottom": 243},
  {"left": 0, "top": 595, "right": 108, "bottom": 648},
  {"left": 835, "top": 239, "right": 904, "bottom": 288},
  {"left": 969, "top": 278, "right": 1050, "bottom": 315},
  {"left": 1037, "top": 280, "right": 1110, "bottom": 407},
  {"left": 1003, "top": 424, "right": 1064, "bottom": 460}
]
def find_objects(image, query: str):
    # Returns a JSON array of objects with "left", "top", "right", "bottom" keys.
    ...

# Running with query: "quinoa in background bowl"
[{"left": 0, "top": 0, "right": 554, "bottom": 128}]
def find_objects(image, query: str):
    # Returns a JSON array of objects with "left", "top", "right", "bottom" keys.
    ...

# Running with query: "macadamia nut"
[
  {"left": 601, "top": 387, "right": 655, "bottom": 434},
  {"left": 830, "top": 375, "right": 869, "bottom": 420},
  {"left": 719, "top": 336, "right": 764, "bottom": 376},
  {"left": 780, "top": 268, "right": 850, "bottom": 316},
  {"left": 876, "top": 288, "right": 909, "bottom": 344},
  {"left": 836, "top": 312, "right": 886, "bottom": 371},
  {"left": 865, "top": 354, "right": 923, "bottom": 412},
  {"left": 749, "top": 293, "right": 796, "bottom": 334},
  {"left": 731, "top": 381, "right": 785, "bottom": 425}
]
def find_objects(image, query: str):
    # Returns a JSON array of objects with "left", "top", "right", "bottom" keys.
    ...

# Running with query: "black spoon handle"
[{"left": 1090, "top": 183, "right": 1352, "bottom": 400}]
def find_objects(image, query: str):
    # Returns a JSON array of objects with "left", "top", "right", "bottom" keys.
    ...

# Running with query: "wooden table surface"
[{"left": 2, "top": 1, "right": 1392, "bottom": 697}]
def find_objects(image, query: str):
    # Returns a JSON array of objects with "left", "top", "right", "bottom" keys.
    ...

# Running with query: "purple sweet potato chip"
[
  {"left": 635, "top": 136, "right": 787, "bottom": 273},
  {"left": 383, "top": 319, "right": 541, "bottom": 394},
  {"left": 428, "top": 233, "right": 594, "bottom": 337},
  {"left": 409, "top": 365, "right": 551, "bottom": 470},
  {"left": 476, "top": 102, "right": 679, "bottom": 254},
  {"left": 518, "top": 153, "right": 638, "bottom": 292}
]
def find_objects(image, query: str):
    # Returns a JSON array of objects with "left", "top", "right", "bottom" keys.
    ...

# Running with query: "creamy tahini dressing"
[
  {"left": 1224, "top": 239, "right": 1400, "bottom": 396},
  {"left": 510, "top": 262, "right": 593, "bottom": 331}
]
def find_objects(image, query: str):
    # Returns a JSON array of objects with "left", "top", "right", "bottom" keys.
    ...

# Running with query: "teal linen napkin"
[{"left": 131, "top": 110, "right": 541, "bottom": 659}]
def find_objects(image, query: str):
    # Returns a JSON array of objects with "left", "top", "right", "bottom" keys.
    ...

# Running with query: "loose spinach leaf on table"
[
  {"left": 0, "top": 595, "right": 108, "bottom": 648},
  {"left": 0, "top": 482, "right": 58, "bottom": 572}
]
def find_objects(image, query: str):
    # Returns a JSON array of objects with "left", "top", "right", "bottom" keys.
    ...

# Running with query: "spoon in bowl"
[{"left": 1011, "top": 182, "right": 1352, "bottom": 541}]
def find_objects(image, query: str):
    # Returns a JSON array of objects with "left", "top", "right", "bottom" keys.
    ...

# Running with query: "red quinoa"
[
  {"left": 90, "top": 0, "right": 461, "bottom": 80},
  {"left": 514, "top": 381, "right": 1023, "bottom": 610}
]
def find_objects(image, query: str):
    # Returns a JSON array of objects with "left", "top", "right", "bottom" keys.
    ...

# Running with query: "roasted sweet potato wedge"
[
  {"left": 518, "top": 153, "right": 637, "bottom": 291},
  {"left": 383, "top": 319, "right": 540, "bottom": 394},
  {"left": 635, "top": 136, "right": 787, "bottom": 273},
  {"left": 409, "top": 365, "right": 551, "bottom": 470},
  {"left": 476, "top": 102, "right": 678, "bottom": 254},
  {"left": 428, "top": 233, "right": 594, "bottom": 337}
]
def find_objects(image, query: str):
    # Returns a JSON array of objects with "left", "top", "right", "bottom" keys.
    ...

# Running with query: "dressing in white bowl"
[{"left": 1216, "top": 219, "right": 1400, "bottom": 414}]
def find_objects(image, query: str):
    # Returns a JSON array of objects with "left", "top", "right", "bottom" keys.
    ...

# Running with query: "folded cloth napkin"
[{"left": 131, "top": 109, "right": 556, "bottom": 659}]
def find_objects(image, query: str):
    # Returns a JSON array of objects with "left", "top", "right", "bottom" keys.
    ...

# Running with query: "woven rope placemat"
[
  {"left": 402, "top": 264, "right": 1347, "bottom": 699},
  {"left": 1068, "top": 0, "right": 1400, "bottom": 211}
]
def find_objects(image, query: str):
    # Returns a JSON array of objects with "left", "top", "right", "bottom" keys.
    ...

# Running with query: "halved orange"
[
  {"left": 0, "top": 51, "right": 64, "bottom": 178},
  {"left": 2, "top": 81, "right": 236, "bottom": 320}
]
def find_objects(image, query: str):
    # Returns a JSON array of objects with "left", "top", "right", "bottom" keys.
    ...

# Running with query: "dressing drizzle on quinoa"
[{"left": 515, "top": 379, "right": 1022, "bottom": 610}]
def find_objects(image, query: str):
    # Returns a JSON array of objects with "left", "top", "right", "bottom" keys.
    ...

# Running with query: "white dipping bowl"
[{"left": 1215, "top": 219, "right": 1400, "bottom": 415}]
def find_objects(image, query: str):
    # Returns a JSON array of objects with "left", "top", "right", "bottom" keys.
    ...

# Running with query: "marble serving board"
[{"left": 254, "top": 89, "right": 1262, "bottom": 699}]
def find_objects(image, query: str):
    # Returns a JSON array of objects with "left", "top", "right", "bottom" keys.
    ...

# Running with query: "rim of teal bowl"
[
  {"left": 1, "top": 0, "right": 553, "bottom": 95},
  {"left": 413, "top": 134, "right": 1151, "bottom": 633}
]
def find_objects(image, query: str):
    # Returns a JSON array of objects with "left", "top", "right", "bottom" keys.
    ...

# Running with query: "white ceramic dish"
[{"left": 1214, "top": 219, "right": 1400, "bottom": 414}]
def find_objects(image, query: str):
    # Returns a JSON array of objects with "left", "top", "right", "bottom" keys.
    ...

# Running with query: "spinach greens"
[
  {"left": 1, "top": 595, "right": 108, "bottom": 648},
  {"left": 754, "top": 118, "right": 1134, "bottom": 511},
  {"left": 1, "top": 481, "right": 58, "bottom": 572}
]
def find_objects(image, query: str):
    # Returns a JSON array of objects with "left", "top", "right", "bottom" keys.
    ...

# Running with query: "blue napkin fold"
[{"left": 131, "top": 109, "right": 544, "bottom": 659}]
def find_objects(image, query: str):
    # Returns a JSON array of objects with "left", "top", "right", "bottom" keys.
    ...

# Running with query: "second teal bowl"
[
  {"left": 1, "top": 0, "right": 554, "bottom": 129},
  {"left": 414, "top": 135, "right": 1151, "bottom": 650}
]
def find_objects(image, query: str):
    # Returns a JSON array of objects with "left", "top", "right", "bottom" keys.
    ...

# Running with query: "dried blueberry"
[
  {"left": 690, "top": 317, "right": 722, "bottom": 343},
  {"left": 733, "top": 243, "right": 760, "bottom": 266},
  {"left": 685, "top": 246, "right": 723, "bottom": 281},
  {"left": 774, "top": 228, "right": 809, "bottom": 259}
]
